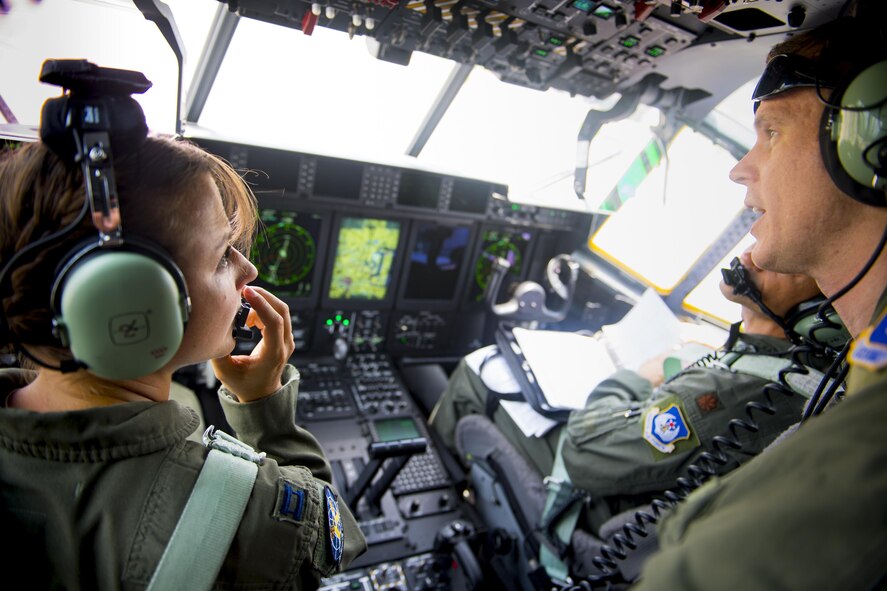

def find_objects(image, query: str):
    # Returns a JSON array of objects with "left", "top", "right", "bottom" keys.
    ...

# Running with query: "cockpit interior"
[{"left": 0, "top": 0, "right": 863, "bottom": 589}]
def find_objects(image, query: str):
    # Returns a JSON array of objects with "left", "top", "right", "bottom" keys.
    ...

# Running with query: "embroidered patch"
[
  {"left": 281, "top": 481, "right": 305, "bottom": 520},
  {"left": 643, "top": 403, "right": 692, "bottom": 454},
  {"left": 849, "top": 339, "right": 887, "bottom": 370},
  {"left": 695, "top": 393, "right": 720, "bottom": 414},
  {"left": 275, "top": 479, "right": 305, "bottom": 524},
  {"left": 849, "top": 315, "right": 887, "bottom": 371},
  {"left": 325, "top": 486, "right": 344, "bottom": 567},
  {"left": 870, "top": 313, "right": 887, "bottom": 346}
]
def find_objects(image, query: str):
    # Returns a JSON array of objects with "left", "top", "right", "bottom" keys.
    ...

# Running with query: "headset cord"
[
  {"left": 560, "top": 341, "right": 843, "bottom": 591},
  {"left": 799, "top": 222, "right": 887, "bottom": 416},
  {"left": 564, "top": 221, "right": 883, "bottom": 589},
  {"left": 821, "top": 224, "right": 887, "bottom": 314},
  {"left": 802, "top": 342, "right": 850, "bottom": 420},
  {"left": 0, "top": 194, "right": 91, "bottom": 372}
]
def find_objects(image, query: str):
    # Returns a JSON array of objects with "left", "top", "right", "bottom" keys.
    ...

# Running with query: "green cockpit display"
[
  {"left": 252, "top": 209, "right": 322, "bottom": 298},
  {"left": 470, "top": 228, "right": 533, "bottom": 301},
  {"left": 329, "top": 217, "right": 401, "bottom": 300}
]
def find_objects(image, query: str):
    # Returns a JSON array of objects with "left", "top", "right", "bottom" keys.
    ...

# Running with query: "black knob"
[{"left": 787, "top": 5, "right": 806, "bottom": 28}]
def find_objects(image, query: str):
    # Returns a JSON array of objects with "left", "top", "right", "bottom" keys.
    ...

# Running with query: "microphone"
[{"left": 232, "top": 298, "right": 253, "bottom": 340}]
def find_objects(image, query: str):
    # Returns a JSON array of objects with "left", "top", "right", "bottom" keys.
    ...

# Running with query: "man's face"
[{"left": 729, "top": 88, "right": 851, "bottom": 276}]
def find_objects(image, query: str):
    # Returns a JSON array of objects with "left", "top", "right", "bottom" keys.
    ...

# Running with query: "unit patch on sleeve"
[
  {"left": 325, "top": 486, "right": 344, "bottom": 567},
  {"left": 849, "top": 312, "right": 887, "bottom": 371},
  {"left": 643, "top": 402, "right": 693, "bottom": 454}
]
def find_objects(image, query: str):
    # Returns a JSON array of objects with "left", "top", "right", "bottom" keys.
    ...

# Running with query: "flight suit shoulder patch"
[
  {"left": 324, "top": 486, "right": 344, "bottom": 568},
  {"left": 849, "top": 313, "right": 887, "bottom": 371},
  {"left": 642, "top": 396, "right": 699, "bottom": 457}
]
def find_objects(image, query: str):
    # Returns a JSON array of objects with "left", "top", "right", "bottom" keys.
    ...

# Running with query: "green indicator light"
[
  {"left": 342, "top": 319, "right": 350, "bottom": 326},
  {"left": 335, "top": 314, "right": 342, "bottom": 321},
  {"left": 592, "top": 4, "right": 615, "bottom": 19},
  {"left": 620, "top": 35, "right": 640, "bottom": 48},
  {"left": 548, "top": 36, "right": 564, "bottom": 46},
  {"left": 512, "top": 204, "right": 520, "bottom": 210},
  {"left": 326, "top": 319, "right": 333, "bottom": 326},
  {"left": 534, "top": 48, "right": 549, "bottom": 57},
  {"left": 646, "top": 45, "right": 665, "bottom": 57},
  {"left": 570, "top": 0, "right": 593, "bottom": 12}
]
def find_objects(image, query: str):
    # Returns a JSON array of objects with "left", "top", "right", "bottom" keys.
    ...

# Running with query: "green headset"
[
  {"left": 38, "top": 59, "right": 191, "bottom": 380},
  {"left": 722, "top": 257, "right": 850, "bottom": 349},
  {"left": 782, "top": 297, "right": 850, "bottom": 350},
  {"left": 819, "top": 59, "right": 887, "bottom": 207}
]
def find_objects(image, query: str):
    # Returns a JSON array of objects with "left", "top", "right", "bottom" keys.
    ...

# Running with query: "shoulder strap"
[
  {"left": 723, "top": 353, "right": 833, "bottom": 399},
  {"left": 147, "top": 427, "right": 264, "bottom": 591},
  {"left": 538, "top": 429, "right": 584, "bottom": 582}
]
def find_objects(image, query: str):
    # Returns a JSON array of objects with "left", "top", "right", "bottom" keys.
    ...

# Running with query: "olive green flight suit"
[
  {"left": 0, "top": 364, "right": 367, "bottom": 590},
  {"left": 430, "top": 333, "right": 812, "bottom": 529},
  {"left": 634, "top": 291, "right": 887, "bottom": 590}
]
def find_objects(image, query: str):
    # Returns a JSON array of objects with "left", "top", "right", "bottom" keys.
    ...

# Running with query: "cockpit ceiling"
[{"left": 222, "top": 0, "right": 846, "bottom": 117}]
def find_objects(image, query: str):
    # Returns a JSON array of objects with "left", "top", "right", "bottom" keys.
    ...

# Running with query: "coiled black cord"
[{"left": 559, "top": 341, "right": 842, "bottom": 590}]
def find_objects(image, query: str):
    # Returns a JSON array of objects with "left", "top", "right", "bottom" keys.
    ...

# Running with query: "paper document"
[
  {"left": 465, "top": 346, "right": 559, "bottom": 436},
  {"left": 469, "top": 289, "right": 688, "bottom": 437},
  {"left": 511, "top": 328, "right": 616, "bottom": 410},
  {"left": 509, "top": 288, "right": 684, "bottom": 411},
  {"left": 599, "top": 288, "right": 684, "bottom": 371}
]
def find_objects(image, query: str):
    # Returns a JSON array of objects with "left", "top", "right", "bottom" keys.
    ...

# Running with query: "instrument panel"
[
  {"left": 196, "top": 137, "right": 594, "bottom": 359},
  {"left": 219, "top": 0, "right": 845, "bottom": 116},
  {"left": 193, "top": 137, "right": 595, "bottom": 589}
]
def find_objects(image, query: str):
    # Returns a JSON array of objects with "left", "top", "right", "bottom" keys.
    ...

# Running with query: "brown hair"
[
  {"left": 0, "top": 136, "right": 257, "bottom": 354},
  {"left": 767, "top": 4, "right": 887, "bottom": 83}
]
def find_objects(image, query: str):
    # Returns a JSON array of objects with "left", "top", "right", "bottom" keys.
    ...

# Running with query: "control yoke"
[
  {"left": 484, "top": 253, "right": 579, "bottom": 324},
  {"left": 344, "top": 437, "right": 427, "bottom": 517}
]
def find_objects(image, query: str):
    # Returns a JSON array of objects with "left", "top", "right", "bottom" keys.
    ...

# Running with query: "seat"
[{"left": 454, "top": 414, "right": 659, "bottom": 588}]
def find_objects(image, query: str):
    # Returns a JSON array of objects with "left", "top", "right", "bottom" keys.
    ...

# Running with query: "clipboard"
[{"left": 495, "top": 325, "right": 572, "bottom": 422}]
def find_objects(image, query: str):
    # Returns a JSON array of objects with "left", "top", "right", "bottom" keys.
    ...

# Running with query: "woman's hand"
[{"left": 211, "top": 285, "right": 295, "bottom": 402}]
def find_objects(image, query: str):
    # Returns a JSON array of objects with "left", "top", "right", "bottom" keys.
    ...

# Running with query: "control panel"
[
  {"left": 296, "top": 354, "right": 469, "bottom": 574},
  {"left": 197, "top": 137, "right": 594, "bottom": 360},
  {"left": 220, "top": 0, "right": 840, "bottom": 105},
  {"left": 319, "top": 553, "right": 452, "bottom": 591}
]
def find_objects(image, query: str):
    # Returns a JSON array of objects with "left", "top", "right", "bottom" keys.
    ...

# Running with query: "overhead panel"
[{"left": 220, "top": 0, "right": 845, "bottom": 110}]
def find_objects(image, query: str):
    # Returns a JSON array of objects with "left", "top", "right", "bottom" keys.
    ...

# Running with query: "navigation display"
[
  {"left": 314, "top": 158, "right": 363, "bottom": 200},
  {"left": 402, "top": 222, "right": 471, "bottom": 302},
  {"left": 247, "top": 147, "right": 300, "bottom": 193},
  {"left": 374, "top": 417, "right": 421, "bottom": 442},
  {"left": 328, "top": 217, "right": 401, "bottom": 300},
  {"left": 468, "top": 227, "right": 533, "bottom": 302},
  {"left": 252, "top": 208, "right": 323, "bottom": 299},
  {"left": 450, "top": 178, "right": 491, "bottom": 214},
  {"left": 397, "top": 170, "right": 442, "bottom": 209}
]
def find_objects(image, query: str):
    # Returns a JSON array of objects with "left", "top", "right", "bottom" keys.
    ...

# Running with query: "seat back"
[{"left": 455, "top": 414, "right": 658, "bottom": 586}]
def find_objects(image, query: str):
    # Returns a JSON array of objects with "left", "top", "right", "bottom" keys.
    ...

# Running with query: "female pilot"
[{"left": 0, "top": 133, "right": 366, "bottom": 588}]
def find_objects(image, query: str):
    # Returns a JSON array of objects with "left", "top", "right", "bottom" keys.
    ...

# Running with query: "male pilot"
[
  {"left": 633, "top": 3, "right": 887, "bottom": 589},
  {"left": 431, "top": 254, "right": 833, "bottom": 537}
]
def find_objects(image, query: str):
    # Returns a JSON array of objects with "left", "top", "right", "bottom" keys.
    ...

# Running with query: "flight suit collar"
[{"left": 0, "top": 368, "right": 199, "bottom": 461}]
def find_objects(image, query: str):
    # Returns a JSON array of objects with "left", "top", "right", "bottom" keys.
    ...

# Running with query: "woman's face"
[{"left": 168, "top": 173, "right": 257, "bottom": 368}]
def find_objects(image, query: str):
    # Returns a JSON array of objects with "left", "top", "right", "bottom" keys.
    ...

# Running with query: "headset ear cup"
[
  {"left": 785, "top": 299, "right": 850, "bottom": 349},
  {"left": 818, "top": 61, "right": 887, "bottom": 207},
  {"left": 52, "top": 242, "right": 189, "bottom": 380}
]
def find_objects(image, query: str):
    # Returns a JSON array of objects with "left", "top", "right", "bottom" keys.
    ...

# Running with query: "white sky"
[{"left": 0, "top": 0, "right": 758, "bottom": 321}]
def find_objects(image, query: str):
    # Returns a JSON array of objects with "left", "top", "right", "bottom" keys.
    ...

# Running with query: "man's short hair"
[{"left": 768, "top": 3, "right": 887, "bottom": 85}]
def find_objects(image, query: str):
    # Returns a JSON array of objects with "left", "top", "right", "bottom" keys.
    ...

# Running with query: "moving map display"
[
  {"left": 329, "top": 217, "right": 402, "bottom": 300},
  {"left": 252, "top": 208, "right": 323, "bottom": 299}
]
